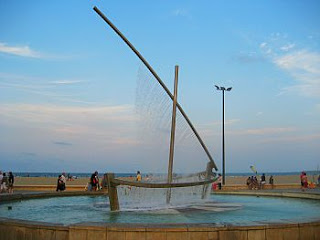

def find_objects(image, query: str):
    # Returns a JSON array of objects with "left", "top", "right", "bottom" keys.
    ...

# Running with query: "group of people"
[
  {"left": 86, "top": 170, "right": 142, "bottom": 191},
  {"left": 246, "top": 174, "right": 274, "bottom": 190},
  {"left": 58, "top": 171, "right": 103, "bottom": 192},
  {"left": 5, "top": 170, "right": 320, "bottom": 195},
  {"left": 211, "top": 174, "right": 222, "bottom": 190},
  {"left": 57, "top": 171, "right": 105, "bottom": 192},
  {"left": 299, "top": 171, "right": 320, "bottom": 190},
  {"left": 86, "top": 171, "right": 142, "bottom": 191},
  {"left": 0, "top": 171, "right": 14, "bottom": 194}
]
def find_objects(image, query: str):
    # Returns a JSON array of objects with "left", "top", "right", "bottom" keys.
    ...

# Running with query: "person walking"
[
  {"left": 301, "top": 172, "right": 308, "bottom": 191},
  {"left": 0, "top": 171, "right": 3, "bottom": 193},
  {"left": 90, "top": 171, "right": 100, "bottom": 191},
  {"left": 269, "top": 175, "right": 274, "bottom": 189},
  {"left": 217, "top": 174, "right": 222, "bottom": 190},
  {"left": 8, "top": 172, "right": 14, "bottom": 194},
  {"left": 260, "top": 173, "right": 266, "bottom": 189},
  {"left": 300, "top": 171, "right": 305, "bottom": 190},
  {"left": 246, "top": 177, "right": 252, "bottom": 190},
  {"left": 61, "top": 172, "right": 66, "bottom": 191},
  {"left": 136, "top": 171, "right": 142, "bottom": 182},
  {"left": 1, "top": 173, "right": 9, "bottom": 193},
  {"left": 56, "top": 174, "right": 66, "bottom": 191}
]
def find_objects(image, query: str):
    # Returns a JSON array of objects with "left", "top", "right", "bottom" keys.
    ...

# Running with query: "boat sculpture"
[{"left": 93, "top": 6, "right": 218, "bottom": 211}]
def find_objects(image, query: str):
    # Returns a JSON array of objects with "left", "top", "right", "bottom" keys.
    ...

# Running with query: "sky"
[{"left": 0, "top": 0, "right": 319, "bottom": 174}]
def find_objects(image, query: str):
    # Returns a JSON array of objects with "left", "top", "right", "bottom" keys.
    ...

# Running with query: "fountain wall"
[
  {"left": 0, "top": 218, "right": 320, "bottom": 240},
  {"left": 1, "top": 191, "right": 320, "bottom": 240}
]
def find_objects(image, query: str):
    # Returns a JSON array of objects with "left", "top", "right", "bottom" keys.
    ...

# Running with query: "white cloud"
[
  {"left": 260, "top": 133, "right": 320, "bottom": 143},
  {"left": 245, "top": 127, "right": 295, "bottom": 135},
  {"left": 0, "top": 42, "right": 71, "bottom": 60},
  {"left": 0, "top": 103, "right": 134, "bottom": 122},
  {"left": 274, "top": 50, "right": 320, "bottom": 97},
  {"left": 0, "top": 42, "right": 43, "bottom": 58},
  {"left": 0, "top": 72, "right": 90, "bottom": 103},
  {"left": 231, "top": 127, "right": 295, "bottom": 136},
  {"left": 260, "top": 33, "right": 292, "bottom": 57},
  {"left": 260, "top": 42, "right": 273, "bottom": 55},
  {"left": 0, "top": 103, "right": 140, "bottom": 147},
  {"left": 197, "top": 119, "right": 241, "bottom": 137},
  {"left": 172, "top": 8, "right": 190, "bottom": 18},
  {"left": 50, "top": 80, "right": 84, "bottom": 85},
  {"left": 259, "top": 33, "right": 320, "bottom": 98},
  {"left": 274, "top": 50, "right": 320, "bottom": 74},
  {"left": 260, "top": 42, "right": 267, "bottom": 48},
  {"left": 280, "top": 43, "right": 295, "bottom": 52}
]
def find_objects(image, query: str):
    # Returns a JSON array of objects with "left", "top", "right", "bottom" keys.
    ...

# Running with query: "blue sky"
[{"left": 0, "top": 1, "right": 319, "bottom": 174}]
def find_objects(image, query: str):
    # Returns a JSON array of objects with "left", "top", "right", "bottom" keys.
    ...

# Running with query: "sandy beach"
[
  {"left": 13, "top": 174, "right": 318, "bottom": 186},
  {"left": 14, "top": 177, "right": 89, "bottom": 186}
]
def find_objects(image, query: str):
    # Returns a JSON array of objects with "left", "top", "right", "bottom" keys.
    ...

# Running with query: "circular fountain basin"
[
  {"left": 1, "top": 194, "right": 320, "bottom": 226},
  {"left": 1, "top": 192, "right": 320, "bottom": 240}
]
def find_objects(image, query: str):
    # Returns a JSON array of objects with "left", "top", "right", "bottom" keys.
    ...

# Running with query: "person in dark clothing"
[
  {"left": 269, "top": 175, "right": 274, "bottom": 189},
  {"left": 260, "top": 173, "right": 266, "bottom": 189},
  {"left": 217, "top": 174, "right": 222, "bottom": 190},
  {"left": 90, "top": 171, "right": 99, "bottom": 191},
  {"left": 56, "top": 175, "right": 65, "bottom": 191},
  {"left": 246, "top": 177, "right": 252, "bottom": 189},
  {"left": 8, "top": 172, "right": 14, "bottom": 194}
]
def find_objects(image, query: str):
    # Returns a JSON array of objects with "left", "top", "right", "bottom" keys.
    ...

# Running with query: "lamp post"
[{"left": 214, "top": 85, "right": 232, "bottom": 185}]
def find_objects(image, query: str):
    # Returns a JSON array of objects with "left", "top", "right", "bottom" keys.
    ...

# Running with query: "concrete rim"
[{"left": 0, "top": 190, "right": 319, "bottom": 227}]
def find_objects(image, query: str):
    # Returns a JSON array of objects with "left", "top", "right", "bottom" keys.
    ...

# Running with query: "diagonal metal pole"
[{"left": 93, "top": 6, "right": 218, "bottom": 170}]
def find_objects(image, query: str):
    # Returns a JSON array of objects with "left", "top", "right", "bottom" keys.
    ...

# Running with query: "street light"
[{"left": 214, "top": 85, "right": 232, "bottom": 185}]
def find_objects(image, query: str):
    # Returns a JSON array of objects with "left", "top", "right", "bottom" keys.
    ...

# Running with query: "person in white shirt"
[{"left": 60, "top": 172, "right": 66, "bottom": 184}]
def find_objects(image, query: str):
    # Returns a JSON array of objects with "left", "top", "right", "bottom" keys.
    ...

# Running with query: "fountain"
[{"left": 0, "top": 6, "right": 320, "bottom": 240}]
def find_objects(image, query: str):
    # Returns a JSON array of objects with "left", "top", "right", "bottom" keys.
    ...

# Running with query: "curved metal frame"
[
  {"left": 112, "top": 177, "right": 218, "bottom": 188},
  {"left": 93, "top": 6, "right": 217, "bottom": 171}
]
